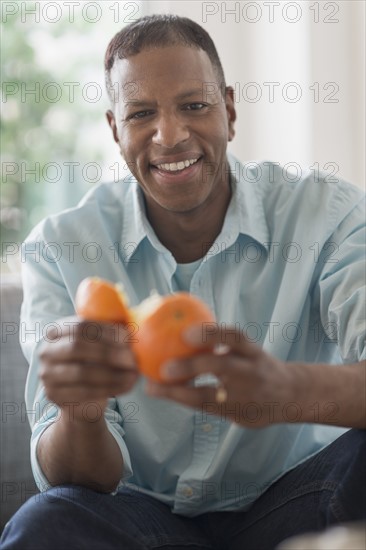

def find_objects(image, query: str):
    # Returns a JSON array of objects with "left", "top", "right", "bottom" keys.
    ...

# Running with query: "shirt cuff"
[{"left": 30, "top": 420, "right": 133, "bottom": 493}]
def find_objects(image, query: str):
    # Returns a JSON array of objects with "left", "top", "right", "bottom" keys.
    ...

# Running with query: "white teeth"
[{"left": 156, "top": 158, "right": 199, "bottom": 172}]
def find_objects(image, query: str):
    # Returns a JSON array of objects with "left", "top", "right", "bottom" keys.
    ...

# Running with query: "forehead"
[{"left": 110, "top": 45, "right": 218, "bottom": 102}]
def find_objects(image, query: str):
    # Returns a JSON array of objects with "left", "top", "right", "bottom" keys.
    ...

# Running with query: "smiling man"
[
  {"left": 1, "top": 14, "right": 365, "bottom": 550},
  {"left": 106, "top": 43, "right": 235, "bottom": 263}
]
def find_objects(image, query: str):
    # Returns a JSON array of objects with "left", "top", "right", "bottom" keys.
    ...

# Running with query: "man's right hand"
[
  {"left": 35, "top": 316, "right": 138, "bottom": 491},
  {"left": 38, "top": 315, "right": 139, "bottom": 420}
]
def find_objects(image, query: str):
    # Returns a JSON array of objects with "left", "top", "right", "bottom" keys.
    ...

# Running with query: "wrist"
[
  {"left": 281, "top": 360, "right": 366, "bottom": 427},
  {"left": 58, "top": 401, "right": 108, "bottom": 430}
]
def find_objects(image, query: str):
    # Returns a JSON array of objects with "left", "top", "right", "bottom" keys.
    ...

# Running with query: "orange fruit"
[
  {"left": 75, "top": 277, "right": 131, "bottom": 324},
  {"left": 74, "top": 277, "right": 215, "bottom": 382},
  {"left": 131, "top": 292, "right": 215, "bottom": 382}
]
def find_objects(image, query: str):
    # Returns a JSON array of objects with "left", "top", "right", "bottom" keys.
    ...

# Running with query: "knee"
[
  {"left": 0, "top": 486, "right": 83, "bottom": 550},
  {"left": 345, "top": 429, "right": 366, "bottom": 463},
  {"left": 354, "top": 429, "right": 366, "bottom": 447},
  {"left": 335, "top": 428, "right": 366, "bottom": 460}
]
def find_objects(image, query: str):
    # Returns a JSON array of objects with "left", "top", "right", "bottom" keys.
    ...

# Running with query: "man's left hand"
[{"left": 144, "top": 325, "right": 294, "bottom": 428}]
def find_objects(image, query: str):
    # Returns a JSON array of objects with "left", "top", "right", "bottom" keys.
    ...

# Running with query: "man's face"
[{"left": 106, "top": 45, "right": 236, "bottom": 216}]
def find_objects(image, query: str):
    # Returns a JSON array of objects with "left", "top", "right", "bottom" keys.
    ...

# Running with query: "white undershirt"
[{"left": 172, "top": 258, "right": 202, "bottom": 292}]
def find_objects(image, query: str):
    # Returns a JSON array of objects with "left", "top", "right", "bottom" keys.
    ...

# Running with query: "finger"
[
  {"left": 46, "top": 386, "right": 115, "bottom": 404},
  {"left": 43, "top": 386, "right": 112, "bottom": 409},
  {"left": 40, "top": 362, "right": 137, "bottom": 387},
  {"left": 160, "top": 342, "right": 256, "bottom": 382},
  {"left": 39, "top": 337, "right": 136, "bottom": 370},
  {"left": 183, "top": 323, "right": 261, "bottom": 358},
  {"left": 43, "top": 371, "right": 139, "bottom": 403},
  {"left": 45, "top": 317, "right": 136, "bottom": 346},
  {"left": 145, "top": 382, "right": 244, "bottom": 425},
  {"left": 160, "top": 352, "right": 243, "bottom": 383}
]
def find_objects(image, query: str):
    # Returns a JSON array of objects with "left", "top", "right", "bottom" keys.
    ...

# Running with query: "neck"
[{"left": 145, "top": 181, "right": 232, "bottom": 264}]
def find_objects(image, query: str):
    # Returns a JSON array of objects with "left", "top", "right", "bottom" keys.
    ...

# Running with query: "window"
[{"left": 1, "top": 1, "right": 143, "bottom": 270}]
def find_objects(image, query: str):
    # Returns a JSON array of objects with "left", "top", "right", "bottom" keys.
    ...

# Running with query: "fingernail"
[{"left": 183, "top": 325, "right": 203, "bottom": 344}]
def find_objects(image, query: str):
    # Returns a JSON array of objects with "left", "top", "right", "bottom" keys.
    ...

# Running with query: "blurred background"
[{"left": 1, "top": 1, "right": 365, "bottom": 271}]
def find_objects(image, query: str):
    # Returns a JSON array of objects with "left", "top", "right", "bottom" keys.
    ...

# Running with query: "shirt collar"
[
  {"left": 226, "top": 153, "right": 270, "bottom": 251},
  {"left": 120, "top": 175, "right": 171, "bottom": 263},
  {"left": 120, "top": 153, "right": 270, "bottom": 263}
]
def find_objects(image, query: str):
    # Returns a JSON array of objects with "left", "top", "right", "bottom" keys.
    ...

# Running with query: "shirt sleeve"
[
  {"left": 317, "top": 198, "right": 366, "bottom": 363},
  {"left": 21, "top": 231, "right": 133, "bottom": 492}
]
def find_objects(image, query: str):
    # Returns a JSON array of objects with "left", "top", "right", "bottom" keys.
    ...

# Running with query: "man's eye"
[
  {"left": 185, "top": 103, "right": 207, "bottom": 111},
  {"left": 130, "top": 110, "right": 152, "bottom": 120}
]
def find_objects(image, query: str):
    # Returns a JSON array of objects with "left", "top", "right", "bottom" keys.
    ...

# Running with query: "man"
[{"left": 1, "top": 14, "right": 365, "bottom": 550}]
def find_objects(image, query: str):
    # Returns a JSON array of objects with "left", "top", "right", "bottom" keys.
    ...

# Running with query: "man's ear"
[
  {"left": 225, "top": 86, "right": 236, "bottom": 142},
  {"left": 106, "top": 109, "right": 119, "bottom": 144}
]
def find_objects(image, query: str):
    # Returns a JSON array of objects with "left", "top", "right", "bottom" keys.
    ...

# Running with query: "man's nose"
[{"left": 152, "top": 113, "right": 190, "bottom": 148}]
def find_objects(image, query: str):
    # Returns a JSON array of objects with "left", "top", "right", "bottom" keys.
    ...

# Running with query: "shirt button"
[
  {"left": 182, "top": 486, "right": 193, "bottom": 497},
  {"left": 202, "top": 423, "right": 212, "bottom": 432}
]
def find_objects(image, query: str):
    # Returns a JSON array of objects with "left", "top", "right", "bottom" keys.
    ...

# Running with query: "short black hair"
[{"left": 104, "top": 14, "right": 226, "bottom": 104}]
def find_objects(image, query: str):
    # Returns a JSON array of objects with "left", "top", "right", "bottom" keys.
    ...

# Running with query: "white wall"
[{"left": 143, "top": 1, "right": 365, "bottom": 188}]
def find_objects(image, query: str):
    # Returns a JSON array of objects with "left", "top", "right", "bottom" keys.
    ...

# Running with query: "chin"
[{"left": 161, "top": 199, "right": 205, "bottom": 214}]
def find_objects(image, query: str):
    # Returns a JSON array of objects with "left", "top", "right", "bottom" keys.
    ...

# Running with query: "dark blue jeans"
[{"left": 1, "top": 429, "right": 365, "bottom": 550}]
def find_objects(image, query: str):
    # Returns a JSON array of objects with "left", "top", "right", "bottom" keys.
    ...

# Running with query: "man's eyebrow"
[
  {"left": 175, "top": 88, "right": 207, "bottom": 100},
  {"left": 123, "top": 100, "right": 154, "bottom": 108},
  {"left": 123, "top": 88, "right": 208, "bottom": 108}
]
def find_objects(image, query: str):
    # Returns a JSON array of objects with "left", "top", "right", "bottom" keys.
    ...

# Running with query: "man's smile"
[
  {"left": 150, "top": 156, "right": 204, "bottom": 183},
  {"left": 154, "top": 158, "right": 200, "bottom": 172},
  {"left": 150, "top": 151, "right": 202, "bottom": 170}
]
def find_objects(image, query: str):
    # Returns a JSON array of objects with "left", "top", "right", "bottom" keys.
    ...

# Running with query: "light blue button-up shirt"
[{"left": 21, "top": 154, "right": 365, "bottom": 516}]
